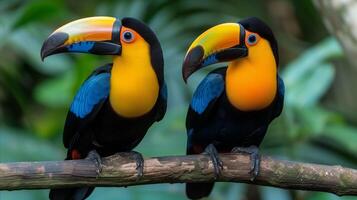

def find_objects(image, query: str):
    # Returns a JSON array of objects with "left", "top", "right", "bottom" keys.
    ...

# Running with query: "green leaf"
[
  {"left": 261, "top": 186, "right": 291, "bottom": 200},
  {"left": 8, "top": 27, "right": 73, "bottom": 75},
  {"left": 135, "top": 109, "right": 187, "bottom": 157},
  {"left": 34, "top": 71, "right": 74, "bottom": 107},
  {"left": 282, "top": 37, "right": 342, "bottom": 106},
  {"left": 270, "top": 142, "right": 356, "bottom": 167},
  {"left": 219, "top": 184, "right": 244, "bottom": 200},
  {"left": 0, "top": 0, "right": 22, "bottom": 12},
  {"left": 295, "top": 106, "right": 342, "bottom": 137},
  {"left": 285, "top": 63, "right": 335, "bottom": 106},
  {"left": 322, "top": 125, "right": 357, "bottom": 154},
  {"left": 0, "top": 190, "right": 48, "bottom": 200},
  {"left": 12, "top": 0, "right": 65, "bottom": 29},
  {"left": 29, "top": 108, "right": 67, "bottom": 139},
  {"left": 283, "top": 37, "right": 342, "bottom": 89},
  {"left": 88, "top": 185, "right": 185, "bottom": 200},
  {"left": 0, "top": 126, "right": 64, "bottom": 162},
  {"left": 306, "top": 192, "right": 357, "bottom": 200}
]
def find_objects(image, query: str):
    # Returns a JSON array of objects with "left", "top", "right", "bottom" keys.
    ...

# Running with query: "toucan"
[
  {"left": 182, "top": 17, "right": 284, "bottom": 199},
  {"left": 41, "top": 16, "right": 167, "bottom": 200}
]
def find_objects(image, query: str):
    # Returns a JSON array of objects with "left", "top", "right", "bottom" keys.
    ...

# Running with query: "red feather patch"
[
  {"left": 193, "top": 144, "right": 204, "bottom": 154},
  {"left": 71, "top": 149, "right": 81, "bottom": 159}
]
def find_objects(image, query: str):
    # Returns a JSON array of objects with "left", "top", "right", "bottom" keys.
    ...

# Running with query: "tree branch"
[
  {"left": 0, "top": 153, "right": 356, "bottom": 196},
  {"left": 313, "top": 0, "right": 357, "bottom": 122},
  {"left": 314, "top": 0, "right": 357, "bottom": 69}
]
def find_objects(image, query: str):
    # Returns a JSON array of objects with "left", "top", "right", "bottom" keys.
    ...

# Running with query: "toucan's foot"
[
  {"left": 204, "top": 144, "right": 223, "bottom": 179},
  {"left": 86, "top": 150, "right": 103, "bottom": 176},
  {"left": 232, "top": 145, "right": 260, "bottom": 181},
  {"left": 130, "top": 151, "right": 144, "bottom": 180}
]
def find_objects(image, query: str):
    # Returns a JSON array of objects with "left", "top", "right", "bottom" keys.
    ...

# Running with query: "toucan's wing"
[
  {"left": 63, "top": 64, "right": 112, "bottom": 148},
  {"left": 272, "top": 75, "right": 285, "bottom": 119},
  {"left": 186, "top": 68, "right": 225, "bottom": 130},
  {"left": 186, "top": 68, "right": 225, "bottom": 154},
  {"left": 155, "top": 81, "right": 167, "bottom": 121}
]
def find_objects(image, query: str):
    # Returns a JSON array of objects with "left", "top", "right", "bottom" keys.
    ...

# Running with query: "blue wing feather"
[
  {"left": 154, "top": 81, "right": 168, "bottom": 121},
  {"left": 70, "top": 73, "right": 110, "bottom": 118},
  {"left": 278, "top": 75, "right": 285, "bottom": 98},
  {"left": 273, "top": 75, "right": 285, "bottom": 118},
  {"left": 186, "top": 128, "right": 194, "bottom": 153},
  {"left": 160, "top": 81, "right": 168, "bottom": 100},
  {"left": 191, "top": 73, "right": 224, "bottom": 114}
]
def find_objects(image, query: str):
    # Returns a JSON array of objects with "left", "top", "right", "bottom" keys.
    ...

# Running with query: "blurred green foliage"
[{"left": 0, "top": 0, "right": 356, "bottom": 200}]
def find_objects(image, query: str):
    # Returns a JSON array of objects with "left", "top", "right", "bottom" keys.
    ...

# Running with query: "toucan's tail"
[
  {"left": 186, "top": 183, "right": 214, "bottom": 199},
  {"left": 49, "top": 187, "right": 94, "bottom": 200}
]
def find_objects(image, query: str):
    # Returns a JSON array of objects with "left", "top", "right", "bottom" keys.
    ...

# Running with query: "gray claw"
[
  {"left": 86, "top": 150, "right": 103, "bottom": 177},
  {"left": 232, "top": 145, "right": 260, "bottom": 181},
  {"left": 204, "top": 144, "right": 223, "bottom": 179},
  {"left": 130, "top": 151, "right": 144, "bottom": 180}
]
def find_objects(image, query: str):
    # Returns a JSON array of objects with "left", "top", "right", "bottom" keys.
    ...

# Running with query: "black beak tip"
[
  {"left": 182, "top": 45, "right": 204, "bottom": 83},
  {"left": 182, "top": 60, "right": 194, "bottom": 83},
  {"left": 182, "top": 69, "right": 188, "bottom": 83},
  {"left": 40, "top": 40, "right": 49, "bottom": 61},
  {"left": 40, "top": 47, "right": 46, "bottom": 61},
  {"left": 40, "top": 32, "right": 69, "bottom": 61}
]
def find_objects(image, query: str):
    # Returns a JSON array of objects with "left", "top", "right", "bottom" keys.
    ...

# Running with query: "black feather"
[
  {"left": 239, "top": 17, "right": 279, "bottom": 65},
  {"left": 186, "top": 183, "right": 215, "bottom": 199},
  {"left": 185, "top": 69, "right": 284, "bottom": 198},
  {"left": 49, "top": 187, "right": 94, "bottom": 200}
]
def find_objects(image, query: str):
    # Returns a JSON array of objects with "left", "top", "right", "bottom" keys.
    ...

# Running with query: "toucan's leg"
[
  {"left": 85, "top": 150, "right": 103, "bottom": 176},
  {"left": 231, "top": 145, "right": 260, "bottom": 181},
  {"left": 204, "top": 144, "right": 223, "bottom": 179},
  {"left": 129, "top": 151, "right": 145, "bottom": 180}
]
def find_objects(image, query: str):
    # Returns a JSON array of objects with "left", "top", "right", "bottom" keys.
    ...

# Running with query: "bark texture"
[{"left": 0, "top": 153, "right": 357, "bottom": 196}]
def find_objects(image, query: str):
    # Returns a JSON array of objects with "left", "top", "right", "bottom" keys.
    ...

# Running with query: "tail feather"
[
  {"left": 49, "top": 187, "right": 94, "bottom": 200},
  {"left": 186, "top": 183, "right": 214, "bottom": 199}
]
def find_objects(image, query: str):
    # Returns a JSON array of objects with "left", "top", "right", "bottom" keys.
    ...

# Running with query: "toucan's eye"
[
  {"left": 247, "top": 34, "right": 258, "bottom": 46},
  {"left": 122, "top": 31, "right": 134, "bottom": 43}
]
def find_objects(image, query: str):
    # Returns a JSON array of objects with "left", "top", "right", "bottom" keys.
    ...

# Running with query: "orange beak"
[
  {"left": 182, "top": 23, "right": 248, "bottom": 82},
  {"left": 41, "top": 16, "right": 122, "bottom": 60}
]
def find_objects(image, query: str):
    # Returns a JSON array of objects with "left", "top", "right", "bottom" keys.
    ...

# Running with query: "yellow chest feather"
[
  {"left": 109, "top": 51, "right": 159, "bottom": 118},
  {"left": 226, "top": 51, "right": 277, "bottom": 111}
]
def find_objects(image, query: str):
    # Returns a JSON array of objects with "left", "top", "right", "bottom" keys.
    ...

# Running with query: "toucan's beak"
[
  {"left": 41, "top": 16, "right": 122, "bottom": 61},
  {"left": 182, "top": 23, "right": 248, "bottom": 82}
]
